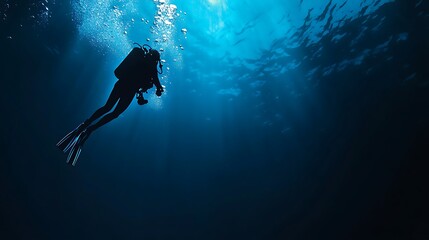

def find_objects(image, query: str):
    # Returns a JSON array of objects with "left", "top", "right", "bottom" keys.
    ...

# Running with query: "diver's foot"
[
  {"left": 66, "top": 130, "right": 90, "bottom": 166},
  {"left": 77, "top": 122, "right": 89, "bottom": 132},
  {"left": 57, "top": 122, "right": 89, "bottom": 153},
  {"left": 79, "top": 129, "right": 90, "bottom": 147}
]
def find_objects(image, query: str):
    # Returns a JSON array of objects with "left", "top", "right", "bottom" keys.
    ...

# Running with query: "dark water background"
[{"left": 1, "top": 0, "right": 429, "bottom": 239}]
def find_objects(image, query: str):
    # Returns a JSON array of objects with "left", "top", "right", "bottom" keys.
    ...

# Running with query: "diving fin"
[
  {"left": 56, "top": 123, "right": 87, "bottom": 153},
  {"left": 67, "top": 130, "right": 89, "bottom": 166}
]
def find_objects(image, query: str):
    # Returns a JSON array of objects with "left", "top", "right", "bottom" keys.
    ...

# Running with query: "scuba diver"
[{"left": 57, "top": 44, "right": 164, "bottom": 166}]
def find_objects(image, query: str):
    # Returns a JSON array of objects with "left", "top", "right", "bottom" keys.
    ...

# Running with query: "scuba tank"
[
  {"left": 114, "top": 43, "right": 149, "bottom": 80},
  {"left": 115, "top": 43, "right": 164, "bottom": 105},
  {"left": 114, "top": 43, "right": 163, "bottom": 80}
]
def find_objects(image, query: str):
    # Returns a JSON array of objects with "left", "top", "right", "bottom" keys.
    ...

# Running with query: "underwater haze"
[{"left": 1, "top": 0, "right": 429, "bottom": 239}]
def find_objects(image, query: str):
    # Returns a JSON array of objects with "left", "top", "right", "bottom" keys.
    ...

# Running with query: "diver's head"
[
  {"left": 147, "top": 48, "right": 163, "bottom": 74},
  {"left": 148, "top": 49, "right": 161, "bottom": 62}
]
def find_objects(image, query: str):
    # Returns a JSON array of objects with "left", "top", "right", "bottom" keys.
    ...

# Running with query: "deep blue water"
[{"left": 1, "top": 0, "right": 429, "bottom": 239}]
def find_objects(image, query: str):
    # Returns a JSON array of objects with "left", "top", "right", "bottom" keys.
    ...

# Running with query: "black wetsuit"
[{"left": 84, "top": 62, "right": 162, "bottom": 133}]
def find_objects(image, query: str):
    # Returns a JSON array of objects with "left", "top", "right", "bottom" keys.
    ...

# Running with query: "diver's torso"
[{"left": 114, "top": 47, "right": 158, "bottom": 91}]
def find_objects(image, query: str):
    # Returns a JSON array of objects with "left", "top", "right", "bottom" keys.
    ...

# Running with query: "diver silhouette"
[{"left": 57, "top": 44, "right": 164, "bottom": 166}]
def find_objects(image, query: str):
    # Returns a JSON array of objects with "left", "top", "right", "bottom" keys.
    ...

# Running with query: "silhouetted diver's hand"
[{"left": 156, "top": 87, "right": 164, "bottom": 97}]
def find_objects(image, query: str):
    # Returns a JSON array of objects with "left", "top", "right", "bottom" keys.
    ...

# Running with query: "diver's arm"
[
  {"left": 152, "top": 74, "right": 163, "bottom": 91},
  {"left": 152, "top": 74, "right": 164, "bottom": 96}
]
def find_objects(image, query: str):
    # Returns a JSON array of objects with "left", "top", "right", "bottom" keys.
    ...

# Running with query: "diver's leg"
[
  {"left": 86, "top": 91, "right": 134, "bottom": 133},
  {"left": 58, "top": 81, "right": 118, "bottom": 152},
  {"left": 57, "top": 123, "right": 87, "bottom": 152},
  {"left": 84, "top": 81, "right": 122, "bottom": 125},
  {"left": 58, "top": 82, "right": 122, "bottom": 153}
]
